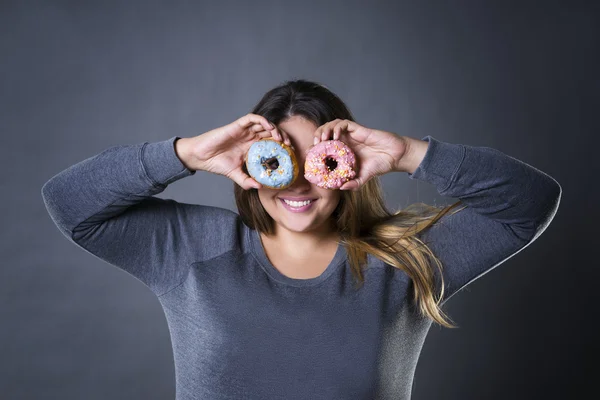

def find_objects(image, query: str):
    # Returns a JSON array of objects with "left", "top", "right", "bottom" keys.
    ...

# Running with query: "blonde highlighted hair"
[{"left": 234, "top": 79, "right": 467, "bottom": 328}]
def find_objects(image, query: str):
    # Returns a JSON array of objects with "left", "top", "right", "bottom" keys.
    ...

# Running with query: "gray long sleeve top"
[{"left": 41, "top": 134, "right": 561, "bottom": 399}]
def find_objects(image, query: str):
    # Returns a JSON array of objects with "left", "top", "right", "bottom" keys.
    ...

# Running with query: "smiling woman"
[
  {"left": 42, "top": 78, "right": 561, "bottom": 399},
  {"left": 256, "top": 116, "right": 343, "bottom": 243},
  {"left": 234, "top": 81, "right": 470, "bottom": 320}
]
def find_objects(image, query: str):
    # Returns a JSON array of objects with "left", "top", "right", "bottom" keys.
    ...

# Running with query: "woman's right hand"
[{"left": 176, "top": 113, "right": 292, "bottom": 190}]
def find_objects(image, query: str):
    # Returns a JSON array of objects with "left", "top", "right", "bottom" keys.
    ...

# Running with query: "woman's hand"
[
  {"left": 183, "top": 113, "right": 292, "bottom": 190},
  {"left": 312, "top": 119, "right": 408, "bottom": 191}
]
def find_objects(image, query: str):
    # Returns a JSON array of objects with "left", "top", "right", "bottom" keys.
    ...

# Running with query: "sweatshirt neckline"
[{"left": 248, "top": 228, "right": 346, "bottom": 287}]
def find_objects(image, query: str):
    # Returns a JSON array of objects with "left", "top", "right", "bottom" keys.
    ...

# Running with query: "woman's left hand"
[{"left": 312, "top": 119, "right": 408, "bottom": 191}]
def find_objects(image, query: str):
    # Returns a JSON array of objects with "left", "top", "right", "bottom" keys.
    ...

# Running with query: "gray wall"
[{"left": 2, "top": 1, "right": 596, "bottom": 399}]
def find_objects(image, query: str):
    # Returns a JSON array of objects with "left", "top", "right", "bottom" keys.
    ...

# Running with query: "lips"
[
  {"left": 278, "top": 197, "right": 317, "bottom": 201},
  {"left": 279, "top": 198, "right": 316, "bottom": 213}
]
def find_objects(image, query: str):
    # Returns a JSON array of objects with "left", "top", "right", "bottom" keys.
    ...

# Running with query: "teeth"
[{"left": 283, "top": 199, "right": 312, "bottom": 207}]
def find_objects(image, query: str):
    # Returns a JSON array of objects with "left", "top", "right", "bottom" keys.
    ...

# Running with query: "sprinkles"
[{"left": 304, "top": 140, "right": 357, "bottom": 189}]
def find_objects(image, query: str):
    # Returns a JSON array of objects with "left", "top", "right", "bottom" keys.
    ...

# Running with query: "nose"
[{"left": 288, "top": 156, "right": 311, "bottom": 191}]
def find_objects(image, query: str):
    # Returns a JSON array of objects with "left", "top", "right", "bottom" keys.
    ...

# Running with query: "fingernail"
[{"left": 314, "top": 137, "right": 318, "bottom": 145}]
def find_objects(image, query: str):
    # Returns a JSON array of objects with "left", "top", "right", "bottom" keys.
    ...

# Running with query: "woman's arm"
[
  {"left": 41, "top": 136, "right": 238, "bottom": 296},
  {"left": 401, "top": 135, "right": 562, "bottom": 304},
  {"left": 312, "top": 119, "right": 561, "bottom": 305},
  {"left": 394, "top": 136, "right": 430, "bottom": 175}
]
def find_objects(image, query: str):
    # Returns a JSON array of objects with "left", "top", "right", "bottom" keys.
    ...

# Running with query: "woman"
[{"left": 42, "top": 79, "right": 561, "bottom": 399}]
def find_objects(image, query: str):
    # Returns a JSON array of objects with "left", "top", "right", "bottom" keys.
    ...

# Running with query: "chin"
[
  {"left": 276, "top": 217, "right": 317, "bottom": 232},
  {"left": 280, "top": 214, "right": 336, "bottom": 234}
]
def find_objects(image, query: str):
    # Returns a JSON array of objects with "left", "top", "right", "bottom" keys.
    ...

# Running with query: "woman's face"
[{"left": 257, "top": 116, "right": 341, "bottom": 236}]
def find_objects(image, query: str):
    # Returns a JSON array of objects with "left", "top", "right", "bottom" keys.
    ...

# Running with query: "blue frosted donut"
[{"left": 245, "top": 139, "right": 298, "bottom": 189}]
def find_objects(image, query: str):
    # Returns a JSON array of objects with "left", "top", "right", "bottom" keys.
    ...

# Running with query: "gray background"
[{"left": 2, "top": 0, "right": 597, "bottom": 399}]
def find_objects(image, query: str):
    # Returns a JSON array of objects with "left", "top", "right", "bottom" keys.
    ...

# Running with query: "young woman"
[{"left": 42, "top": 79, "right": 561, "bottom": 399}]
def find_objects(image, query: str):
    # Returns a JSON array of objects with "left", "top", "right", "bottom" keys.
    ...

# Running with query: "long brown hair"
[{"left": 234, "top": 79, "right": 466, "bottom": 328}]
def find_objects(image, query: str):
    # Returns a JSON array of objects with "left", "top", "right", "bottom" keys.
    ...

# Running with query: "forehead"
[
  {"left": 277, "top": 117, "right": 318, "bottom": 159},
  {"left": 278, "top": 117, "right": 317, "bottom": 145}
]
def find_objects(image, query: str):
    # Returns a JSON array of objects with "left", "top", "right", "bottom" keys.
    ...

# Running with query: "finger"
[
  {"left": 257, "top": 130, "right": 273, "bottom": 138},
  {"left": 314, "top": 124, "right": 324, "bottom": 145},
  {"left": 340, "top": 175, "right": 368, "bottom": 191},
  {"left": 270, "top": 126, "right": 283, "bottom": 142},
  {"left": 259, "top": 121, "right": 283, "bottom": 142},
  {"left": 336, "top": 120, "right": 364, "bottom": 142},
  {"left": 333, "top": 120, "right": 348, "bottom": 141},
  {"left": 240, "top": 113, "right": 274, "bottom": 133},
  {"left": 315, "top": 119, "right": 340, "bottom": 144},
  {"left": 342, "top": 120, "right": 358, "bottom": 132},
  {"left": 229, "top": 168, "right": 262, "bottom": 190},
  {"left": 278, "top": 128, "right": 292, "bottom": 146},
  {"left": 339, "top": 179, "right": 353, "bottom": 191},
  {"left": 321, "top": 120, "right": 337, "bottom": 141},
  {"left": 252, "top": 121, "right": 283, "bottom": 142},
  {"left": 313, "top": 128, "right": 322, "bottom": 146},
  {"left": 255, "top": 126, "right": 293, "bottom": 149},
  {"left": 333, "top": 126, "right": 340, "bottom": 141},
  {"left": 339, "top": 177, "right": 360, "bottom": 191},
  {"left": 252, "top": 123, "right": 267, "bottom": 133},
  {"left": 253, "top": 124, "right": 275, "bottom": 140}
]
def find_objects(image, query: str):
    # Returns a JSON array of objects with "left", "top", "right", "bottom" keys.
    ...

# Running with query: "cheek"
[
  {"left": 257, "top": 189, "right": 276, "bottom": 201},
  {"left": 321, "top": 193, "right": 341, "bottom": 209},
  {"left": 257, "top": 189, "right": 280, "bottom": 212}
]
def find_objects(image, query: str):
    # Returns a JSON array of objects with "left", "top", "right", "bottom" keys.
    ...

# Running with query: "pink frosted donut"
[{"left": 304, "top": 140, "right": 357, "bottom": 189}]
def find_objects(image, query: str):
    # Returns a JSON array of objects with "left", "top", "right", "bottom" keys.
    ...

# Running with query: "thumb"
[
  {"left": 339, "top": 164, "right": 376, "bottom": 191},
  {"left": 340, "top": 176, "right": 363, "bottom": 191},
  {"left": 228, "top": 168, "right": 262, "bottom": 190}
]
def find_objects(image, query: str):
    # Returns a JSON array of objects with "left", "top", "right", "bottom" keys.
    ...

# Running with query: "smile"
[
  {"left": 283, "top": 199, "right": 312, "bottom": 207},
  {"left": 279, "top": 198, "right": 316, "bottom": 212}
]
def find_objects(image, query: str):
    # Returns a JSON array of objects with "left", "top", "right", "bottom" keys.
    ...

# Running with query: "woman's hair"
[{"left": 233, "top": 79, "right": 467, "bottom": 328}]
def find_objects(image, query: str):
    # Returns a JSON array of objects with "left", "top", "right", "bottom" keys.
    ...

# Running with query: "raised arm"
[
  {"left": 402, "top": 135, "right": 562, "bottom": 305},
  {"left": 41, "top": 136, "right": 238, "bottom": 296}
]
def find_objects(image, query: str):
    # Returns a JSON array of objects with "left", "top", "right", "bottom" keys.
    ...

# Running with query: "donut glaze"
[
  {"left": 304, "top": 140, "right": 357, "bottom": 189},
  {"left": 245, "top": 139, "right": 299, "bottom": 189}
]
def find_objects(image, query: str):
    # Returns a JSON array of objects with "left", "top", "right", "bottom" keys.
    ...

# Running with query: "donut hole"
[
  {"left": 261, "top": 156, "right": 279, "bottom": 170},
  {"left": 324, "top": 157, "right": 338, "bottom": 171}
]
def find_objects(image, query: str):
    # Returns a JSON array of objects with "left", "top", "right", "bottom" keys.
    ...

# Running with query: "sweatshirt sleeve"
[
  {"left": 41, "top": 136, "right": 236, "bottom": 297},
  {"left": 407, "top": 135, "right": 562, "bottom": 305}
]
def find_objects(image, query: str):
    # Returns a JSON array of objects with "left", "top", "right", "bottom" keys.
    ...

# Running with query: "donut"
[
  {"left": 245, "top": 138, "right": 299, "bottom": 189},
  {"left": 304, "top": 140, "right": 357, "bottom": 189}
]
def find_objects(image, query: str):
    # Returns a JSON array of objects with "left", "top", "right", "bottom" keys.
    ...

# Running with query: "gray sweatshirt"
[{"left": 41, "top": 134, "right": 561, "bottom": 399}]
